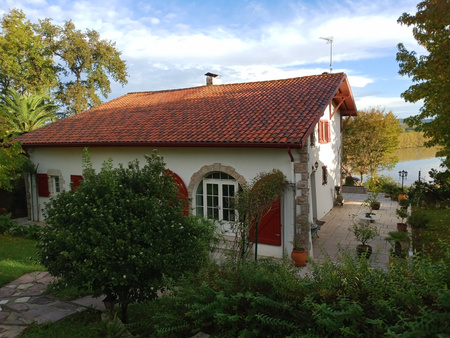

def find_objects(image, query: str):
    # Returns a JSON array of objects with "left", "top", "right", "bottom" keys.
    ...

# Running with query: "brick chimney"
[{"left": 205, "top": 72, "right": 221, "bottom": 85}]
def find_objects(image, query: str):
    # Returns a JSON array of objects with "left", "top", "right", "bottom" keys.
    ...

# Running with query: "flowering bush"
[{"left": 37, "top": 149, "right": 216, "bottom": 321}]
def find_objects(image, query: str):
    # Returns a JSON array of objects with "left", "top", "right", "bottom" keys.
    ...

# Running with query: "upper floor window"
[
  {"left": 318, "top": 119, "right": 331, "bottom": 144},
  {"left": 195, "top": 172, "right": 238, "bottom": 222}
]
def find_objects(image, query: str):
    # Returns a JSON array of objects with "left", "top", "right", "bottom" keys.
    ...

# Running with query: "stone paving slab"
[{"left": 0, "top": 271, "right": 105, "bottom": 338}]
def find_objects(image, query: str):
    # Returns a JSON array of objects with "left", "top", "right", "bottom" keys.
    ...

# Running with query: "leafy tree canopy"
[
  {"left": 0, "top": 9, "right": 56, "bottom": 96},
  {"left": 396, "top": 0, "right": 450, "bottom": 165},
  {"left": 0, "top": 9, "right": 128, "bottom": 116},
  {"left": 0, "top": 89, "right": 58, "bottom": 136},
  {"left": 0, "top": 113, "right": 27, "bottom": 191},
  {"left": 342, "top": 108, "right": 401, "bottom": 183},
  {"left": 37, "top": 150, "right": 216, "bottom": 322}
]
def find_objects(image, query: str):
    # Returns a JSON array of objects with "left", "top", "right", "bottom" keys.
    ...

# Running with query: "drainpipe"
[{"left": 287, "top": 147, "right": 296, "bottom": 254}]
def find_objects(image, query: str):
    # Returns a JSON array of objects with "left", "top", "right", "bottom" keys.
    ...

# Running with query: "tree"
[
  {"left": 0, "top": 89, "right": 58, "bottom": 136},
  {"left": 0, "top": 9, "right": 56, "bottom": 95},
  {"left": 36, "top": 150, "right": 216, "bottom": 322},
  {"left": 0, "top": 9, "right": 128, "bottom": 116},
  {"left": 0, "top": 113, "right": 27, "bottom": 191},
  {"left": 396, "top": 0, "right": 450, "bottom": 165},
  {"left": 38, "top": 19, "right": 128, "bottom": 115},
  {"left": 342, "top": 109, "right": 401, "bottom": 183}
]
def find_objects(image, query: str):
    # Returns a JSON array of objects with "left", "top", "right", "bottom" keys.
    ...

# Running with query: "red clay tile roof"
[{"left": 17, "top": 72, "right": 356, "bottom": 148}]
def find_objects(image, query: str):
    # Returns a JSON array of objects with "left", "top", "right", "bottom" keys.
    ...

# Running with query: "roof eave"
[{"left": 21, "top": 141, "right": 304, "bottom": 149}]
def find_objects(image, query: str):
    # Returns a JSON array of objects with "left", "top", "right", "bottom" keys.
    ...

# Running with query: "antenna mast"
[{"left": 319, "top": 36, "right": 333, "bottom": 72}]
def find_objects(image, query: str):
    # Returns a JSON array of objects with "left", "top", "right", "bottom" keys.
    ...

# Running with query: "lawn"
[
  {"left": 0, "top": 234, "right": 45, "bottom": 286},
  {"left": 412, "top": 208, "right": 450, "bottom": 260}
]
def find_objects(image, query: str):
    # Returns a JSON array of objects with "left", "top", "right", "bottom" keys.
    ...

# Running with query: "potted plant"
[
  {"left": 385, "top": 231, "right": 410, "bottom": 259},
  {"left": 335, "top": 194, "right": 344, "bottom": 206},
  {"left": 348, "top": 219, "right": 379, "bottom": 258},
  {"left": 396, "top": 198, "right": 409, "bottom": 232},
  {"left": 362, "top": 191, "right": 380, "bottom": 214},
  {"left": 398, "top": 191, "right": 408, "bottom": 202},
  {"left": 291, "top": 234, "right": 308, "bottom": 267}
]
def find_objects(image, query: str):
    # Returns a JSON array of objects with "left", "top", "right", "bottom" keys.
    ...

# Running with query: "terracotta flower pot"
[
  {"left": 291, "top": 249, "right": 307, "bottom": 267},
  {"left": 398, "top": 193, "right": 408, "bottom": 202}
]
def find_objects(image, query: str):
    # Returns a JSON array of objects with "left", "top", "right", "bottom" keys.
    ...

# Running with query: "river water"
[{"left": 376, "top": 147, "right": 444, "bottom": 186}]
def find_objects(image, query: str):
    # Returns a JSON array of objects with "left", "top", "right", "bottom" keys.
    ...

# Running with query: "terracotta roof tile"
[{"left": 17, "top": 72, "right": 355, "bottom": 148}]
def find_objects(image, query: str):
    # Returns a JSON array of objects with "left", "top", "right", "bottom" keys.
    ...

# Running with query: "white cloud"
[
  {"left": 1, "top": 0, "right": 423, "bottom": 117},
  {"left": 356, "top": 96, "right": 422, "bottom": 117}
]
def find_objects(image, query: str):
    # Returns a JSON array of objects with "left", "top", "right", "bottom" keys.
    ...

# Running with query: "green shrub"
[
  {"left": 0, "top": 212, "right": 17, "bottom": 234},
  {"left": 376, "top": 175, "right": 401, "bottom": 195},
  {"left": 407, "top": 210, "right": 430, "bottom": 229},
  {"left": 408, "top": 167, "right": 450, "bottom": 208},
  {"left": 6, "top": 223, "right": 42, "bottom": 239},
  {"left": 37, "top": 149, "right": 217, "bottom": 322},
  {"left": 131, "top": 248, "right": 450, "bottom": 337}
]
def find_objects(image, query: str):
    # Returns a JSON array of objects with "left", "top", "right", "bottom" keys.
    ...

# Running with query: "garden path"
[{"left": 0, "top": 271, "right": 104, "bottom": 338}]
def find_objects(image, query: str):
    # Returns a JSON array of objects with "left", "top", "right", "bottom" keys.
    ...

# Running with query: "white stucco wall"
[
  {"left": 307, "top": 108, "right": 342, "bottom": 222},
  {"left": 27, "top": 146, "right": 299, "bottom": 258}
]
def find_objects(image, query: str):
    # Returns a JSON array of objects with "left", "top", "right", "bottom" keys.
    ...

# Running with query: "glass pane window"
[
  {"left": 222, "top": 184, "right": 235, "bottom": 221},
  {"left": 195, "top": 172, "right": 238, "bottom": 222},
  {"left": 52, "top": 176, "right": 61, "bottom": 193}
]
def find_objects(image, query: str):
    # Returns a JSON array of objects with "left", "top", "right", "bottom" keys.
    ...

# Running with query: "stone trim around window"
[
  {"left": 187, "top": 163, "right": 247, "bottom": 200},
  {"left": 47, "top": 169, "right": 65, "bottom": 197}
]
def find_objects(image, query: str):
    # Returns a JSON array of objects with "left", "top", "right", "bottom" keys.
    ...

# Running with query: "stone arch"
[{"left": 187, "top": 163, "right": 247, "bottom": 200}]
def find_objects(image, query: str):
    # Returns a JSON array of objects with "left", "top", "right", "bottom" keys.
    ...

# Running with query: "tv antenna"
[{"left": 319, "top": 36, "right": 333, "bottom": 72}]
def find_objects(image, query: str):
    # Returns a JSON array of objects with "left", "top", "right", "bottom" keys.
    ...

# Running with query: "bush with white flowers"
[{"left": 37, "top": 149, "right": 216, "bottom": 322}]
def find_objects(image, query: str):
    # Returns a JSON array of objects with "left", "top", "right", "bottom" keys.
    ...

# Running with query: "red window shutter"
[
  {"left": 319, "top": 119, "right": 331, "bottom": 144},
  {"left": 70, "top": 175, "right": 84, "bottom": 191},
  {"left": 318, "top": 120, "right": 325, "bottom": 144},
  {"left": 325, "top": 120, "right": 331, "bottom": 142},
  {"left": 37, "top": 173, "right": 50, "bottom": 197}
]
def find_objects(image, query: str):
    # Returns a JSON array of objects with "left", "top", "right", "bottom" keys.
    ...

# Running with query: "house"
[{"left": 17, "top": 72, "right": 357, "bottom": 258}]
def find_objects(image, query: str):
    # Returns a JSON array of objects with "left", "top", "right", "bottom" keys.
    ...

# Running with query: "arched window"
[{"left": 195, "top": 172, "right": 238, "bottom": 221}]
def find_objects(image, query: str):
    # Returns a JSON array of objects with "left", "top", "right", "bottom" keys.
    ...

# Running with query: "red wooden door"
[{"left": 249, "top": 199, "right": 281, "bottom": 246}]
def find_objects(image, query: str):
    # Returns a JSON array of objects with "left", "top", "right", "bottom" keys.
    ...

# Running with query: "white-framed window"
[
  {"left": 52, "top": 176, "right": 61, "bottom": 194},
  {"left": 47, "top": 169, "right": 64, "bottom": 197},
  {"left": 195, "top": 172, "right": 238, "bottom": 222}
]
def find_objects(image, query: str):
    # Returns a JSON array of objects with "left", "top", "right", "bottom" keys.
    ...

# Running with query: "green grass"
[
  {"left": 21, "top": 308, "right": 107, "bottom": 337},
  {"left": 0, "top": 234, "right": 44, "bottom": 286},
  {"left": 412, "top": 208, "right": 450, "bottom": 260}
]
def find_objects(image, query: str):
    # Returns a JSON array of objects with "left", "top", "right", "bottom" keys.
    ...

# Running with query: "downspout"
[
  {"left": 34, "top": 164, "right": 39, "bottom": 222},
  {"left": 287, "top": 147, "right": 295, "bottom": 255}
]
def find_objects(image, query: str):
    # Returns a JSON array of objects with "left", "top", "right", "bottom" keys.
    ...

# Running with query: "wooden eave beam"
[{"left": 330, "top": 93, "right": 349, "bottom": 119}]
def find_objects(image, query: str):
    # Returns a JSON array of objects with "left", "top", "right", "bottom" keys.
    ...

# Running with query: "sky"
[{"left": 1, "top": 0, "right": 425, "bottom": 118}]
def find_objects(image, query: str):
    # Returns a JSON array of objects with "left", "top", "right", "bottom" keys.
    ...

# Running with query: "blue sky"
[{"left": 1, "top": 0, "right": 424, "bottom": 118}]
